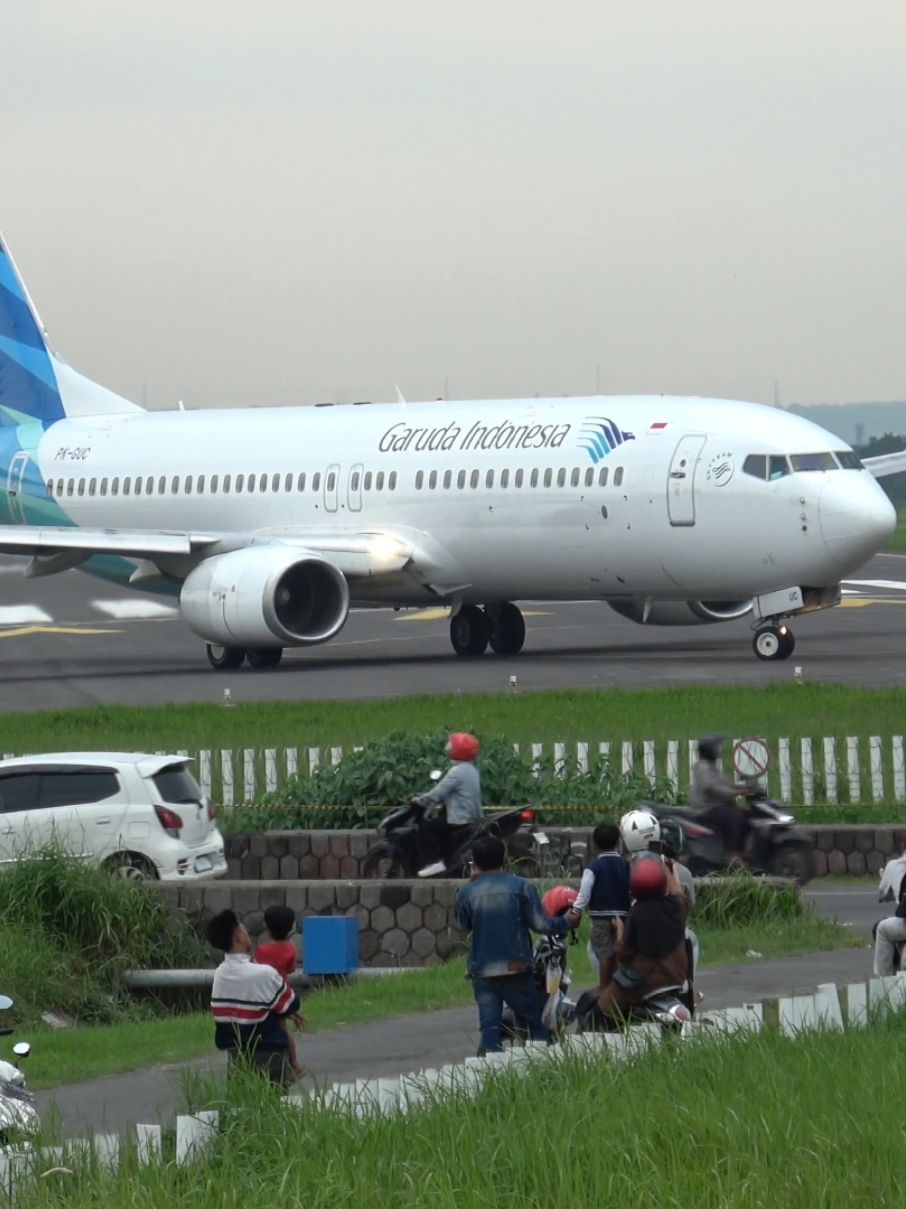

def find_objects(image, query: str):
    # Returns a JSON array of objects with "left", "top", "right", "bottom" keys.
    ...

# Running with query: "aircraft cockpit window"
[
  {"left": 835, "top": 451, "right": 863, "bottom": 470},
  {"left": 768, "top": 456, "right": 790, "bottom": 480},
  {"left": 743, "top": 454, "right": 767, "bottom": 479},
  {"left": 790, "top": 452, "right": 838, "bottom": 473}
]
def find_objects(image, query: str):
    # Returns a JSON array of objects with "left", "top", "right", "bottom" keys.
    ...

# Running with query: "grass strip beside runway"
[
  {"left": 28, "top": 1020, "right": 906, "bottom": 1209},
  {"left": 4, "top": 683, "right": 906, "bottom": 753}
]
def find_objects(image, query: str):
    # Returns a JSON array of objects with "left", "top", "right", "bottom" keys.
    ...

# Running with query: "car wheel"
[{"left": 104, "top": 853, "right": 159, "bottom": 881}]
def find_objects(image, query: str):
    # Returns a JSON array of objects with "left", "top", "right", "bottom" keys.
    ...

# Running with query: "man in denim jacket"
[{"left": 455, "top": 835, "right": 574, "bottom": 1054}]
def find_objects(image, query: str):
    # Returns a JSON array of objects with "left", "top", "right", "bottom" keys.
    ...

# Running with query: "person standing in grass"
[
  {"left": 874, "top": 837, "right": 906, "bottom": 976},
  {"left": 207, "top": 908, "right": 300, "bottom": 1087},
  {"left": 255, "top": 905, "right": 307, "bottom": 1078},
  {"left": 567, "top": 822, "right": 630, "bottom": 989},
  {"left": 455, "top": 835, "right": 576, "bottom": 1054}
]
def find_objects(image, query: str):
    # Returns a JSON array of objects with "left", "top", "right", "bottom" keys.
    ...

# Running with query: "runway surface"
[{"left": 0, "top": 552, "right": 904, "bottom": 711}]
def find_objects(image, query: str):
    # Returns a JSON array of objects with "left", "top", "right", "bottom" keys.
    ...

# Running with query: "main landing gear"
[
  {"left": 449, "top": 603, "right": 526, "bottom": 657},
  {"left": 752, "top": 624, "right": 795, "bottom": 662},
  {"left": 206, "top": 644, "right": 284, "bottom": 670}
]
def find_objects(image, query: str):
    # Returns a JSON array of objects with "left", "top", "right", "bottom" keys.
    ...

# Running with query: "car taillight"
[
  {"left": 154, "top": 804, "right": 184, "bottom": 837},
  {"left": 207, "top": 798, "right": 219, "bottom": 821},
  {"left": 520, "top": 809, "right": 535, "bottom": 821}
]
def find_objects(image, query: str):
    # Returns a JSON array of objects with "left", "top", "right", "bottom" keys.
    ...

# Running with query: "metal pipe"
[{"left": 122, "top": 967, "right": 423, "bottom": 990}]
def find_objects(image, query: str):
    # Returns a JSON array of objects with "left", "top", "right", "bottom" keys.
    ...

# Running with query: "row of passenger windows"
[
  {"left": 414, "top": 465, "right": 624, "bottom": 491},
  {"left": 742, "top": 450, "right": 863, "bottom": 481},
  {"left": 47, "top": 470, "right": 400, "bottom": 500},
  {"left": 46, "top": 465, "right": 625, "bottom": 499}
]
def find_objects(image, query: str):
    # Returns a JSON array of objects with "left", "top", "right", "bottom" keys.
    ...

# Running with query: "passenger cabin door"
[
  {"left": 324, "top": 464, "right": 340, "bottom": 513},
  {"left": 667, "top": 435, "right": 706, "bottom": 527},
  {"left": 347, "top": 463, "right": 363, "bottom": 513}
]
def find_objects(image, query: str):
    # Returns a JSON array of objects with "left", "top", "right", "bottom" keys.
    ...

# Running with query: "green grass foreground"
[
  {"left": 26, "top": 910, "right": 857, "bottom": 1090},
  {"left": 26, "top": 1018, "right": 906, "bottom": 1208},
  {"left": 5, "top": 683, "right": 906, "bottom": 752}
]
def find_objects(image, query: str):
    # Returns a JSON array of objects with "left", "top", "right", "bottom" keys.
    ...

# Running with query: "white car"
[{"left": 0, "top": 752, "right": 227, "bottom": 881}]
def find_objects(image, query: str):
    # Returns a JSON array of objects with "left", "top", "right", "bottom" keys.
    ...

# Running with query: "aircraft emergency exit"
[{"left": 0, "top": 234, "right": 901, "bottom": 669}]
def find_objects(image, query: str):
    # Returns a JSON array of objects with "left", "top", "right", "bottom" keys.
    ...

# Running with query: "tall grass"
[
  {"left": 21, "top": 1019, "right": 906, "bottom": 1207},
  {"left": 0, "top": 849, "right": 203, "bottom": 1024}
]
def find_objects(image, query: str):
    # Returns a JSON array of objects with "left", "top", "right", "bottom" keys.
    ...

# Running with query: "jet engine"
[
  {"left": 179, "top": 545, "right": 350, "bottom": 647},
  {"left": 608, "top": 599, "right": 752, "bottom": 626}
]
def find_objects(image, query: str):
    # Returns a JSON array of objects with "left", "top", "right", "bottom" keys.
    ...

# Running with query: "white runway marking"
[
  {"left": 842, "top": 579, "right": 906, "bottom": 591},
  {"left": 93, "top": 600, "right": 178, "bottom": 620},
  {"left": 0, "top": 606, "right": 53, "bottom": 625}
]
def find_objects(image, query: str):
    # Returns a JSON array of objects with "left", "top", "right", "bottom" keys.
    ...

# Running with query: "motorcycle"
[
  {"left": 0, "top": 997, "right": 37, "bottom": 1150},
  {"left": 499, "top": 931, "right": 578, "bottom": 1047},
  {"left": 573, "top": 983, "right": 692, "bottom": 1032},
  {"left": 645, "top": 792, "right": 815, "bottom": 884},
  {"left": 363, "top": 796, "right": 548, "bottom": 879}
]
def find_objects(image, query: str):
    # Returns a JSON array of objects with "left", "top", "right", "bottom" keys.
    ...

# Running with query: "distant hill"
[{"left": 787, "top": 401, "right": 906, "bottom": 443}]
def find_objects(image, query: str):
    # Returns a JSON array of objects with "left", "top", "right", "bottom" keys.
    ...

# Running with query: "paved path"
[{"left": 34, "top": 944, "right": 874, "bottom": 1136}]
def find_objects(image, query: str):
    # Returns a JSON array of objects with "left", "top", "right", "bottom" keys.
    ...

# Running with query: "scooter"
[
  {"left": 645, "top": 792, "right": 815, "bottom": 883},
  {"left": 0, "top": 997, "right": 37, "bottom": 1149},
  {"left": 363, "top": 789, "right": 548, "bottom": 879},
  {"left": 573, "top": 983, "right": 692, "bottom": 1032}
]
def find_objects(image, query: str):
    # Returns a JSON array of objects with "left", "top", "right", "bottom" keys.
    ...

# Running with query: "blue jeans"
[{"left": 473, "top": 973, "right": 549, "bottom": 1054}]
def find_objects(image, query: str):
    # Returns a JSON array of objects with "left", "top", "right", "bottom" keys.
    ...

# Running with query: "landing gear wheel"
[
  {"left": 450, "top": 605, "right": 490, "bottom": 656},
  {"left": 206, "top": 644, "right": 246, "bottom": 670},
  {"left": 753, "top": 626, "right": 794, "bottom": 662},
  {"left": 487, "top": 602, "right": 526, "bottom": 655},
  {"left": 246, "top": 648, "right": 284, "bottom": 669}
]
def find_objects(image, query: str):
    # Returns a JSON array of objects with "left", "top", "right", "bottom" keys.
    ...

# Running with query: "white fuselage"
[{"left": 22, "top": 394, "right": 894, "bottom": 606}]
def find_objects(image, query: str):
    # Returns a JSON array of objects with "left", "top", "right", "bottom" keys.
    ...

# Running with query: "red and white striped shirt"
[{"left": 211, "top": 953, "right": 298, "bottom": 1052}]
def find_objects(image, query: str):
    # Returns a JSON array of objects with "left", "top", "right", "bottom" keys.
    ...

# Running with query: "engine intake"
[
  {"left": 180, "top": 546, "right": 349, "bottom": 647},
  {"left": 608, "top": 599, "right": 752, "bottom": 626}
]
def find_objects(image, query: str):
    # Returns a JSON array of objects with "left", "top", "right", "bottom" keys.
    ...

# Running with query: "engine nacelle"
[
  {"left": 180, "top": 546, "right": 349, "bottom": 647},
  {"left": 608, "top": 599, "right": 752, "bottom": 627}
]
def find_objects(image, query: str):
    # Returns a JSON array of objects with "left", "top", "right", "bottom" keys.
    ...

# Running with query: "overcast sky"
[{"left": 4, "top": 2, "right": 906, "bottom": 410}]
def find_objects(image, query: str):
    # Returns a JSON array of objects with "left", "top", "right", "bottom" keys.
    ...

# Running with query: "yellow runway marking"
[
  {"left": 395, "top": 608, "right": 552, "bottom": 622},
  {"left": 839, "top": 597, "right": 906, "bottom": 609},
  {"left": 0, "top": 625, "right": 122, "bottom": 639}
]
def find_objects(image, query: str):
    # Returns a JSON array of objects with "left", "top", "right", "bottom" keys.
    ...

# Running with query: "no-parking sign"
[{"left": 733, "top": 738, "right": 771, "bottom": 780}]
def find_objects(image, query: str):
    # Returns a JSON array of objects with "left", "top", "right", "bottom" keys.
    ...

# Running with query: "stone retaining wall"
[
  {"left": 157, "top": 879, "right": 466, "bottom": 968},
  {"left": 223, "top": 825, "right": 903, "bottom": 880}
]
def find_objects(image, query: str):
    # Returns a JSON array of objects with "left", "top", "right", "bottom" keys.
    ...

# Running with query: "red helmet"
[
  {"left": 447, "top": 732, "right": 480, "bottom": 761},
  {"left": 630, "top": 857, "right": 668, "bottom": 901},
  {"left": 542, "top": 885, "right": 578, "bottom": 917}
]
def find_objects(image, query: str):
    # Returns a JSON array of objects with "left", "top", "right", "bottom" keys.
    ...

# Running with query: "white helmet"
[{"left": 619, "top": 809, "right": 661, "bottom": 854}]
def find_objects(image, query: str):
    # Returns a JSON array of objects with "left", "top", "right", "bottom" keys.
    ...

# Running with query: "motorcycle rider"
[
  {"left": 689, "top": 735, "right": 752, "bottom": 863},
  {"left": 878, "top": 833, "right": 906, "bottom": 904},
  {"left": 412, "top": 732, "right": 483, "bottom": 877},
  {"left": 598, "top": 855, "right": 690, "bottom": 1023}
]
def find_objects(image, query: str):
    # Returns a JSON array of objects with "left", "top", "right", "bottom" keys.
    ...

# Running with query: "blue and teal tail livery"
[{"left": 0, "top": 234, "right": 140, "bottom": 429}]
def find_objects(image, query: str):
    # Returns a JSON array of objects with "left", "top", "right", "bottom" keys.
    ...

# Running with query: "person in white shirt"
[{"left": 874, "top": 833, "right": 906, "bottom": 976}]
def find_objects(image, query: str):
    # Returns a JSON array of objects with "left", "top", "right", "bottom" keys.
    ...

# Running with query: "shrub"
[
  {"left": 228, "top": 729, "right": 681, "bottom": 829},
  {"left": 693, "top": 872, "right": 803, "bottom": 927}
]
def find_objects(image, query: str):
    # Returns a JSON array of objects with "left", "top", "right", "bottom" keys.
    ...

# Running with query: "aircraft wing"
[
  {"left": 0, "top": 524, "right": 417, "bottom": 579},
  {"left": 863, "top": 450, "right": 906, "bottom": 479}
]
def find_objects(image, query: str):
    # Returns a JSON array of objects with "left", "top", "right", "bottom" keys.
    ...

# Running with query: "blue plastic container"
[{"left": 303, "top": 916, "right": 359, "bottom": 975}]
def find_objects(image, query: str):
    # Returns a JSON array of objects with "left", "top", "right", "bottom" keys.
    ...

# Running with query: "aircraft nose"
[{"left": 819, "top": 474, "right": 896, "bottom": 569}]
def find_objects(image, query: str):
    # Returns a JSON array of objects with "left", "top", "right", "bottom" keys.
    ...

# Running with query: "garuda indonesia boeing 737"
[{"left": 0, "top": 235, "right": 901, "bottom": 669}]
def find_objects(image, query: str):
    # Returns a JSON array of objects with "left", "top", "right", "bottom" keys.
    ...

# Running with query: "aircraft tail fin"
[{"left": 0, "top": 234, "right": 142, "bottom": 428}]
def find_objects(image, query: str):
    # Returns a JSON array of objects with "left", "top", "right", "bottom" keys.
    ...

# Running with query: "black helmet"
[{"left": 697, "top": 735, "right": 725, "bottom": 762}]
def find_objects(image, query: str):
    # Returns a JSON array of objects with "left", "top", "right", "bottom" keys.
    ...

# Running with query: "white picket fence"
[
  {"left": 7, "top": 735, "right": 906, "bottom": 807},
  {"left": 4, "top": 972, "right": 905, "bottom": 1196}
]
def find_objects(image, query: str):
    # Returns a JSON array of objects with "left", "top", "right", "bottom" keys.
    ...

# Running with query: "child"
[
  {"left": 569, "top": 822, "right": 631, "bottom": 988},
  {"left": 255, "top": 905, "right": 307, "bottom": 1077}
]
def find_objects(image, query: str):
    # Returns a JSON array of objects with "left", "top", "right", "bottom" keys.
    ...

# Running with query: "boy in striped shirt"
[{"left": 207, "top": 909, "right": 301, "bottom": 1087}]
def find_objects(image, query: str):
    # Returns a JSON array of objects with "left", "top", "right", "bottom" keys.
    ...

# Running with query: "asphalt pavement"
[
  {"left": 1, "top": 554, "right": 906, "bottom": 710},
  {"left": 33, "top": 885, "right": 880, "bottom": 1137}
]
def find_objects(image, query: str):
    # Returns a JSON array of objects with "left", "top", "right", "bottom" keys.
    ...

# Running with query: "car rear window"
[
  {"left": 39, "top": 769, "right": 120, "bottom": 808},
  {"left": 0, "top": 772, "right": 40, "bottom": 814},
  {"left": 152, "top": 764, "right": 203, "bottom": 804}
]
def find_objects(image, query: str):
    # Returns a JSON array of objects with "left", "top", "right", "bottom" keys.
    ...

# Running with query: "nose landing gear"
[{"left": 752, "top": 624, "right": 795, "bottom": 661}]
